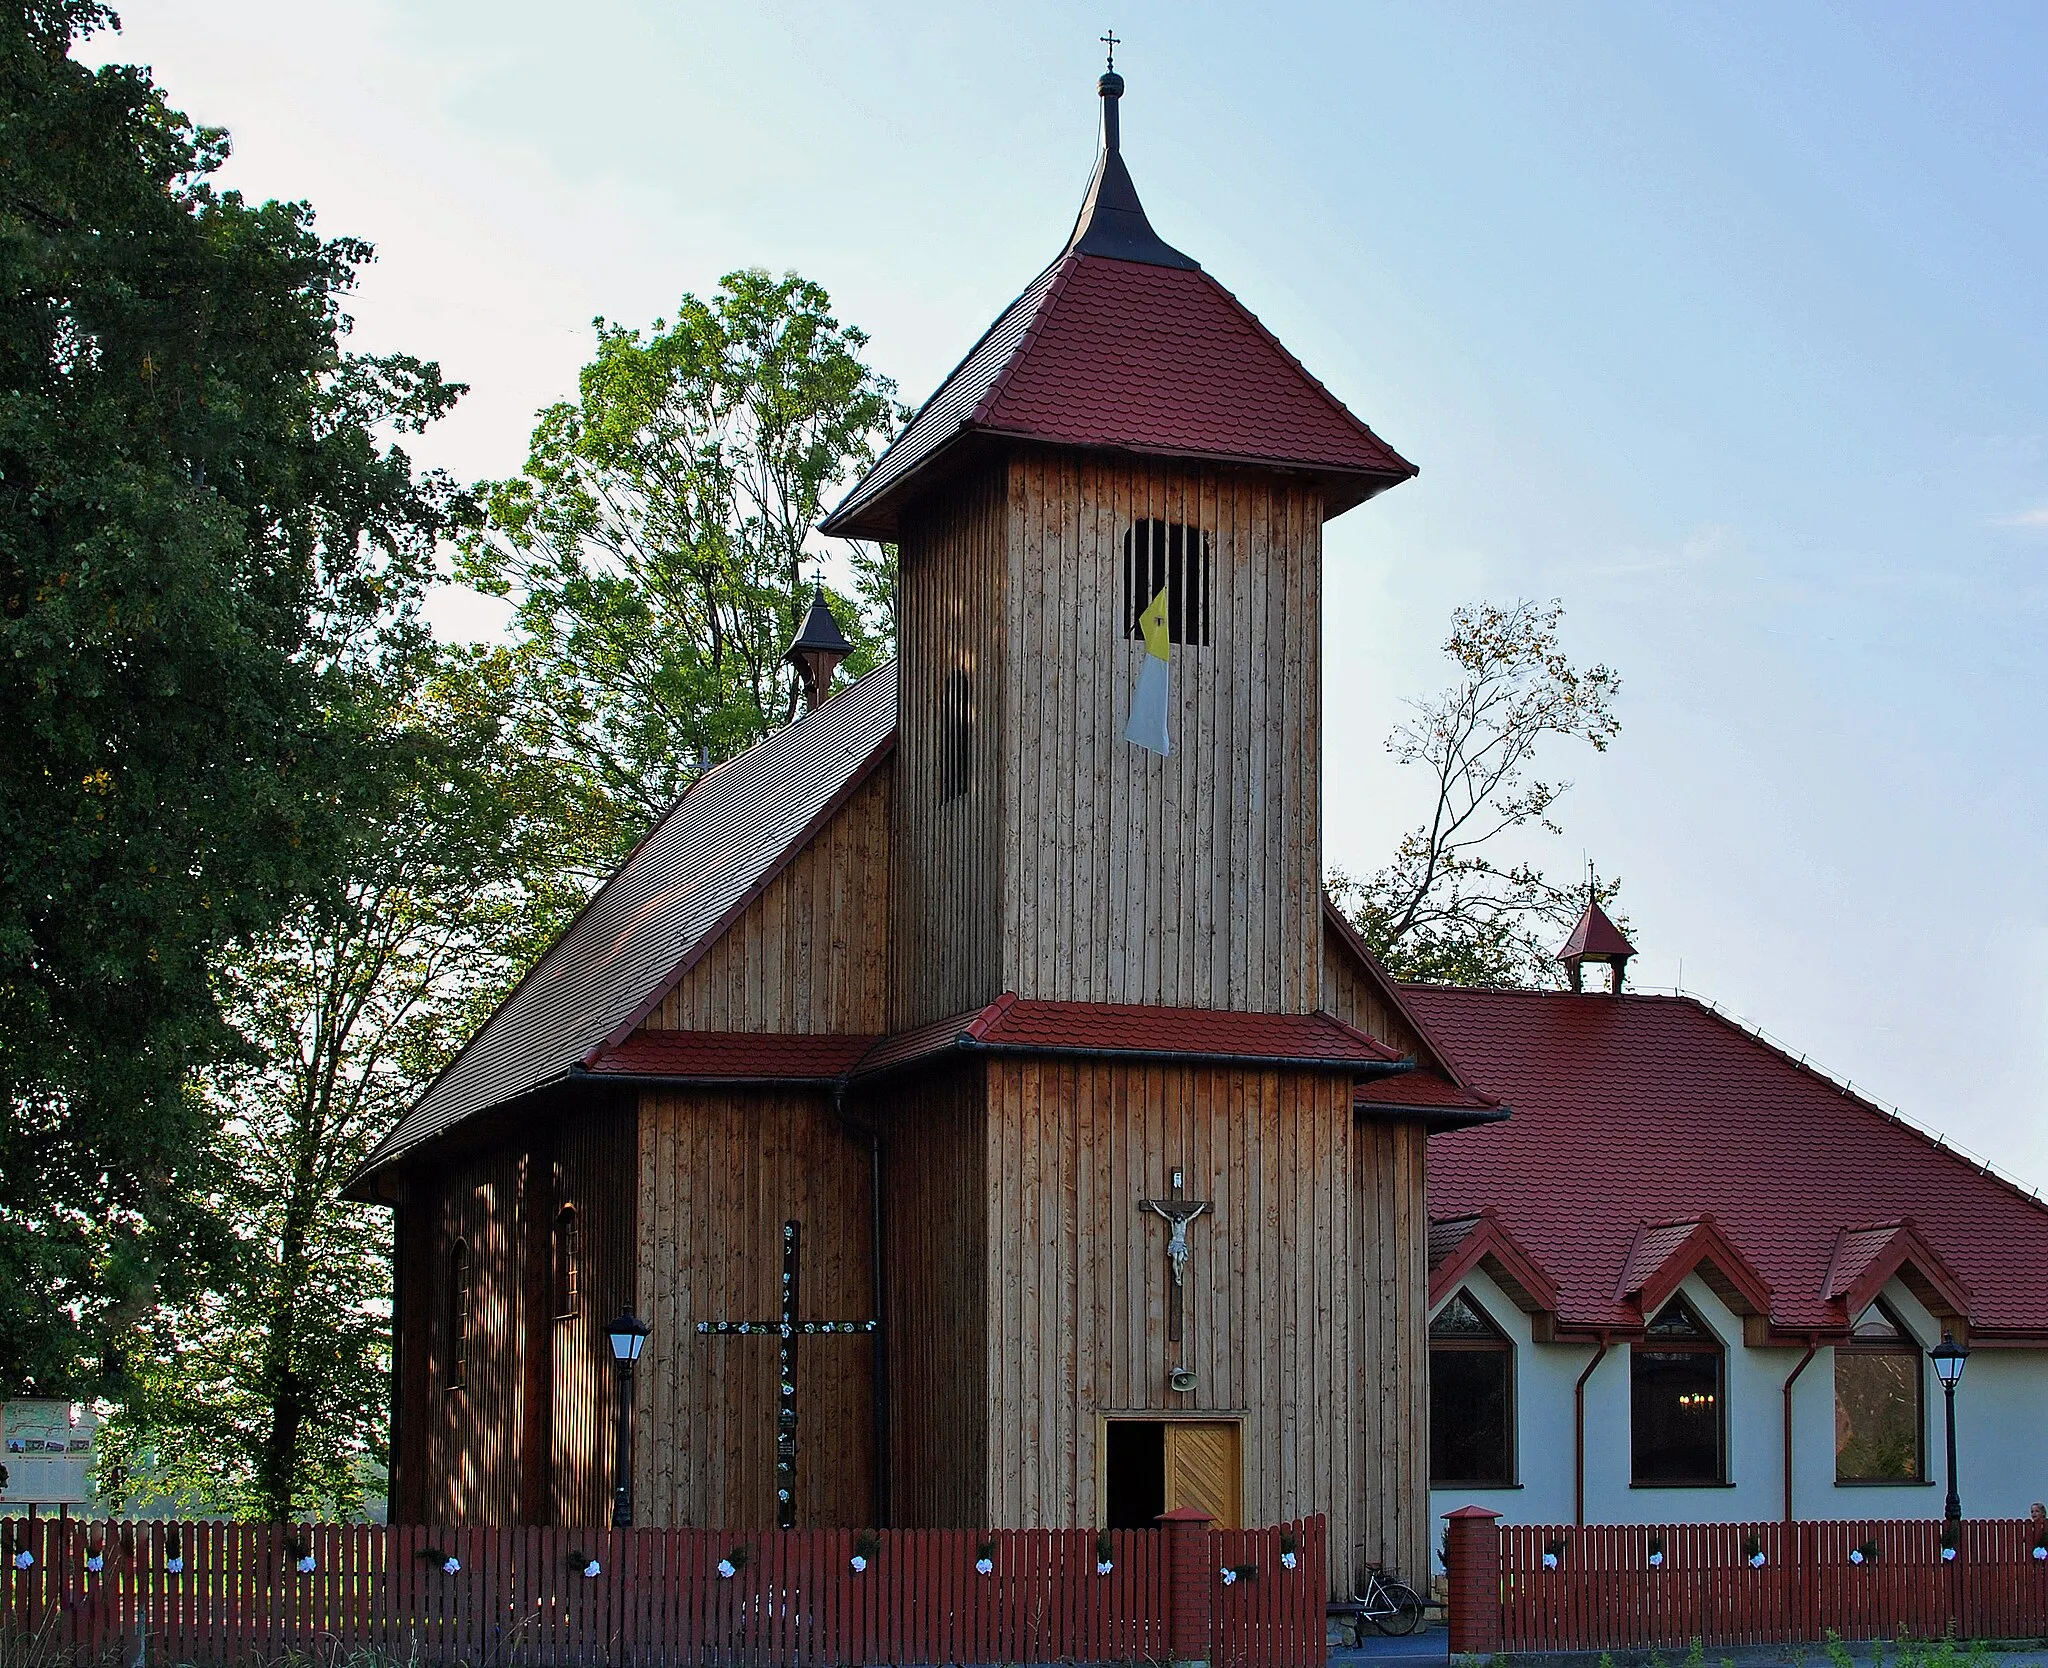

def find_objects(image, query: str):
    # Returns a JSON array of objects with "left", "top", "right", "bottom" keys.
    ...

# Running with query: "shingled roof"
[
  {"left": 1413, "top": 986, "right": 2048, "bottom": 1341},
  {"left": 820, "top": 73, "right": 1414, "bottom": 541},
  {"left": 346, "top": 664, "right": 897, "bottom": 1194}
]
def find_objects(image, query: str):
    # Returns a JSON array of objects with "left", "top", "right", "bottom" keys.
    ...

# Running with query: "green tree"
[
  {"left": 461, "top": 270, "right": 902, "bottom": 873},
  {"left": 0, "top": 2, "right": 465, "bottom": 1398},
  {"left": 99, "top": 645, "right": 578, "bottom": 1520},
  {"left": 1329, "top": 599, "right": 1624, "bottom": 986}
]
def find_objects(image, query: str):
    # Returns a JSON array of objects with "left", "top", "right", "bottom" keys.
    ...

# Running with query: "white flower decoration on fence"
[
  {"left": 1096, "top": 1560, "right": 1114, "bottom": 1576},
  {"left": 441, "top": 1557, "right": 460, "bottom": 1575},
  {"left": 1280, "top": 1552, "right": 1297, "bottom": 1570},
  {"left": 1941, "top": 1547, "right": 1957, "bottom": 1563},
  {"left": 1849, "top": 1550, "right": 1866, "bottom": 1565},
  {"left": 297, "top": 1555, "right": 317, "bottom": 1574},
  {"left": 975, "top": 1557, "right": 994, "bottom": 1576},
  {"left": 582, "top": 1560, "right": 602, "bottom": 1579},
  {"left": 2034, "top": 1545, "right": 2048, "bottom": 1562},
  {"left": 1220, "top": 1567, "right": 1238, "bottom": 1586},
  {"left": 717, "top": 1559, "right": 737, "bottom": 1579},
  {"left": 166, "top": 1557, "right": 184, "bottom": 1574},
  {"left": 85, "top": 1554, "right": 104, "bottom": 1574},
  {"left": 1647, "top": 1552, "right": 1664, "bottom": 1568},
  {"left": 1542, "top": 1553, "right": 1559, "bottom": 1570},
  {"left": 11, "top": 1550, "right": 32, "bottom": 1571},
  {"left": 1749, "top": 1553, "right": 1767, "bottom": 1569},
  {"left": 851, "top": 1555, "right": 868, "bottom": 1573}
]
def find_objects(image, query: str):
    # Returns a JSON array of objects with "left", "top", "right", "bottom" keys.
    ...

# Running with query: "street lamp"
[
  {"left": 607, "top": 1311, "right": 651, "bottom": 1527},
  {"left": 1930, "top": 1331, "right": 1969, "bottom": 1525}
]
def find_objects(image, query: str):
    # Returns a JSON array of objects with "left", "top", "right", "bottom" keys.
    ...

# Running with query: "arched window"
[
  {"left": 553, "top": 1205, "right": 581, "bottom": 1321},
  {"left": 1429, "top": 1290, "right": 1515, "bottom": 1486},
  {"left": 1631, "top": 1296, "right": 1724, "bottom": 1484},
  {"left": 940, "top": 668, "right": 972, "bottom": 801},
  {"left": 446, "top": 1238, "right": 470, "bottom": 1392},
  {"left": 1123, "top": 519, "right": 1212, "bottom": 646},
  {"left": 1835, "top": 1301, "right": 1924, "bottom": 1482}
]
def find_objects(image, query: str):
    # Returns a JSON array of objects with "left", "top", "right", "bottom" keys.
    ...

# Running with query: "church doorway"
[{"left": 1102, "top": 1419, "right": 1242, "bottom": 1529}]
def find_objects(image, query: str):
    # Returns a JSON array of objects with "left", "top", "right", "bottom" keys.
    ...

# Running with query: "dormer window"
[
  {"left": 1835, "top": 1301, "right": 1924, "bottom": 1483},
  {"left": 1123, "top": 519, "right": 1210, "bottom": 647},
  {"left": 1631, "top": 1296, "right": 1724, "bottom": 1485}
]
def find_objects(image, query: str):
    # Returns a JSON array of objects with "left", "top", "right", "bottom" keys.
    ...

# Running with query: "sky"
[{"left": 87, "top": 2, "right": 2048, "bottom": 1190}]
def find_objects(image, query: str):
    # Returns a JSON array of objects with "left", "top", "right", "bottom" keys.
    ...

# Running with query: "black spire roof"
[{"left": 1064, "top": 69, "right": 1198, "bottom": 270}]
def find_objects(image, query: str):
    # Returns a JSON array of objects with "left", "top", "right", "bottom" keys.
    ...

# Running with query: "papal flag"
[{"left": 1124, "top": 584, "right": 1172, "bottom": 756}]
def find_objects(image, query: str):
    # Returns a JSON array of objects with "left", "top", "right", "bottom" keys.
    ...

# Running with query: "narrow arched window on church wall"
[
  {"left": 1428, "top": 1290, "right": 1515, "bottom": 1487},
  {"left": 940, "top": 667, "right": 972, "bottom": 800},
  {"left": 446, "top": 1238, "right": 470, "bottom": 1392},
  {"left": 1631, "top": 1296, "right": 1725, "bottom": 1485},
  {"left": 1834, "top": 1301, "right": 1925, "bottom": 1483},
  {"left": 553, "top": 1205, "right": 581, "bottom": 1320}
]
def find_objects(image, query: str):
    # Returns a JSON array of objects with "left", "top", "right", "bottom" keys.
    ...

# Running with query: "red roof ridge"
[
  {"left": 1821, "top": 1220, "right": 1972, "bottom": 1325},
  {"left": 1320, "top": 895, "right": 1469, "bottom": 1085},
  {"left": 1428, "top": 1210, "right": 1560, "bottom": 1318},
  {"left": 1617, "top": 1213, "right": 1772, "bottom": 1320}
]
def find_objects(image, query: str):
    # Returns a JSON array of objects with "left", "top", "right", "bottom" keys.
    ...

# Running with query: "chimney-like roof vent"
[{"left": 1558, "top": 896, "right": 1635, "bottom": 994}]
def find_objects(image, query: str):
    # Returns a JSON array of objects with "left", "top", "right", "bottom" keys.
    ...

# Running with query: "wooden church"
[{"left": 349, "top": 63, "right": 1501, "bottom": 1593}]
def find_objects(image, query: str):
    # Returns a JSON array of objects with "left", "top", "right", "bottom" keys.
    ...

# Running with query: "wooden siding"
[
  {"left": 871, "top": 1060, "right": 990, "bottom": 1526},
  {"left": 1319, "top": 915, "right": 1435, "bottom": 1062},
  {"left": 979, "top": 1057, "right": 1429, "bottom": 1590},
  {"left": 549, "top": 1099, "right": 637, "bottom": 1528},
  {"left": 892, "top": 468, "right": 1009, "bottom": 1027},
  {"left": 649, "top": 764, "right": 892, "bottom": 1034},
  {"left": 418, "top": 1147, "right": 529, "bottom": 1525},
  {"left": 635, "top": 1088, "right": 876, "bottom": 1529},
  {"left": 1000, "top": 453, "right": 1324, "bottom": 1012}
]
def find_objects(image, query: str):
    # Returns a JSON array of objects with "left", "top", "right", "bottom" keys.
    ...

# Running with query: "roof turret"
[{"left": 1558, "top": 896, "right": 1635, "bottom": 993}]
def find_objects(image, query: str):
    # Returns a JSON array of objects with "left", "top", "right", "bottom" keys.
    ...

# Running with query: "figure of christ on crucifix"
[
  {"left": 695, "top": 1220, "right": 877, "bottom": 1530},
  {"left": 1140, "top": 1169, "right": 1212, "bottom": 1343}
]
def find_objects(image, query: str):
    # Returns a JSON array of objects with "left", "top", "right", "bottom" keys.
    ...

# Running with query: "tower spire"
[{"left": 1064, "top": 46, "right": 1199, "bottom": 270}]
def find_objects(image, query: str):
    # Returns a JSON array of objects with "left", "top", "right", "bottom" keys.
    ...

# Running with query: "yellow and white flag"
[{"left": 1124, "top": 584, "right": 1172, "bottom": 755}]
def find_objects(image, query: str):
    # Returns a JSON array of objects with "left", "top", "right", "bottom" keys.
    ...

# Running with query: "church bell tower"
[{"left": 823, "top": 65, "right": 1416, "bottom": 1028}]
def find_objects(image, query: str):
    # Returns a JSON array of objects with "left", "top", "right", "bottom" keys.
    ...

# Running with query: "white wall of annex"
[{"left": 1426, "top": 1269, "right": 2048, "bottom": 1563}]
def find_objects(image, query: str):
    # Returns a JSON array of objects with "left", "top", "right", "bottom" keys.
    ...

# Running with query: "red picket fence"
[
  {"left": 0, "top": 1511, "right": 1325, "bottom": 1667},
  {"left": 1445, "top": 1512, "right": 2048, "bottom": 1654}
]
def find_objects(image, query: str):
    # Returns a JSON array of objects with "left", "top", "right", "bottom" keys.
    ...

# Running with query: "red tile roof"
[
  {"left": 1821, "top": 1220, "right": 1971, "bottom": 1324},
  {"left": 822, "top": 253, "right": 1415, "bottom": 539},
  {"left": 1355, "top": 1069, "right": 1501, "bottom": 1111},
  {"left": 1410, "top": 986, "right": 2048, "bottom": 1340},
  {"left": 1428, "top": 1210, "right": 1561, "bottom": 1317},
  {"left": 854, "top": 992, "right": 1407, "bottom": 1080},
  {"left": 584, "top": 1030, "right": 879, "bottom": 1082}
]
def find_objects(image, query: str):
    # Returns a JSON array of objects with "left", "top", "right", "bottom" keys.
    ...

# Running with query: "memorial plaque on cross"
[
  {"left": 695, "top": 1219, "right": 878, "bottom": 1529},
  {"left": 1140, "top": 1168, "right": 1212, "bottom": 1343}
]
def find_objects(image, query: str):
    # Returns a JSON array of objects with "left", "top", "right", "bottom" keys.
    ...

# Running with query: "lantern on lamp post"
[
  {"left": 1930, "top": 1331, "right": 1969, "bottom": 1525},
  {"left": 607, "top": 1311, "right": 650, "bottom": 1527}
]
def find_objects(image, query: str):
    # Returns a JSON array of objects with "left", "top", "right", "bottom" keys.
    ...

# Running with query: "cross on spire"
[{"left": 1100, "top": 28, "right": 1119, "bottom": 71}]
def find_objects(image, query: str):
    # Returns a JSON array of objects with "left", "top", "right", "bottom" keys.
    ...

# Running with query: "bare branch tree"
[{"left": 1329, "top": 599, "right": 1625, "bottom": 986}]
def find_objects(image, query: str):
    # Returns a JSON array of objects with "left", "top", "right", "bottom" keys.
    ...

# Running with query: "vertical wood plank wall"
[
  {"left": 892, "top": 467, "right": 1009, "bottom": 1028},
  {"left": 873, "top": 1061, "right": 991, "bottom": 1526},
  {"left": 421, "top": 1147, "right": 528, "bottom": 1525},
  {"left": 635, "top": 1088, "right": 876, "bottom": 1529},
  {"left": 978, "top": 1058, "right": 1429, "bottom": 1591},
  {"left": 549, "top": 1099, "right": 636, "bottom": 1528},
  {"left": 1319, "top": 918, "right": 1436, "bottom": 1063},
  {"left": 1001, "top": 453, "right": 1324, "bottom": 1013},
  {"left": 649, "top": 764, "right": 891, "bottom": 1034}
]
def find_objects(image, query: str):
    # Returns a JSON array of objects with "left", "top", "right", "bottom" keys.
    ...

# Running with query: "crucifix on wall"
[
  {"left": 695, "top": 1220, "right": 877, "bottom": 1530},
  {"left": 1140, "top": 1169, "right": 1212, "bottom": 1343}
]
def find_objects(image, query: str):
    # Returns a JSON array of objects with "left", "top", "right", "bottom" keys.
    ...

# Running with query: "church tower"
[{"left": 823, "top": 65, "right": 1415, "bottom": 1027}]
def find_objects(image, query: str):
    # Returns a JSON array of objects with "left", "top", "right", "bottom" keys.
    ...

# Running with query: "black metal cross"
[
  {"left": 695, "top": 1220, "right": 877, "bottom": 1530},
  {"left": 1101, "top": 29, "right": 1119, "bottom": 71},
  {"left": 1140, "top": 1168, "right": 1212, "bottom": 1343}
]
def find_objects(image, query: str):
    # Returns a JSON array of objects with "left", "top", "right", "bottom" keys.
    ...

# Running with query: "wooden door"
[{"left": 1164, "top": 1421, "right": 1241, "bottom": 1528}]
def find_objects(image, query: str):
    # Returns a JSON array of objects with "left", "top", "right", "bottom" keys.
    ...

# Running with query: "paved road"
[{"left": 1330, "top": 1625, "right": 2048, "bottom": 1668}]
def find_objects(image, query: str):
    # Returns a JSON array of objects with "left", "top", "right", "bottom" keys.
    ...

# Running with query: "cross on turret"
[{"left": 1100, "top": 29, "right": 1119, "bottom": 71}]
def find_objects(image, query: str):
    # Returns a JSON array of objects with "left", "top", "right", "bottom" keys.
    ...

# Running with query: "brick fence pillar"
[
  {"left": 1444, "top": 1505, "right": 1503, "bottom": 1656},
  {"left": 1160, "top": 1505, "right": 1215, "bottom": 1668}
]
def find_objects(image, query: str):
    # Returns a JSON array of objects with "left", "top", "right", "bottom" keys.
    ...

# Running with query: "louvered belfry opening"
[{"left": 1122, "top": 518, "right": 1211, "bottom": 647}]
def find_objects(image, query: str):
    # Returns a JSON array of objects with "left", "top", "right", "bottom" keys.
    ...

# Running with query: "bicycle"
[{"left": 1335, "top": 1558, "right": 1428, "bottom": 1637}]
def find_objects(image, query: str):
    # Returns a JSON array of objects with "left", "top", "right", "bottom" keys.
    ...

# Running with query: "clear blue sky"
[{"left": 94, "top": 2, "right": 2048, "bottom": 1189}]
